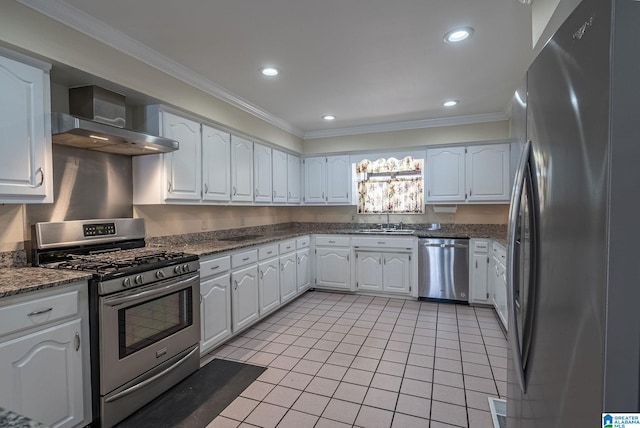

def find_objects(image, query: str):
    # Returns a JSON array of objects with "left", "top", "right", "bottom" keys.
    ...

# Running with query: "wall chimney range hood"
[{"left": 51, "top": 86, "right": 178, "bottom": 155}]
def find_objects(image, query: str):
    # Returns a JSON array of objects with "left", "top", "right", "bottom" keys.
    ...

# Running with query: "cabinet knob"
[
  {"left": 204, "top": 183, "right": 209, "bottom": 194},
  {"left": 75, "top": 332, "right": 80, "bottom": 352}
]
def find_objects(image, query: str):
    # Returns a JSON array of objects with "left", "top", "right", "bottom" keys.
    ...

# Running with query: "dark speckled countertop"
[
  {"left": 0, "top": 222, "right": 506, "bottom": 298},
  {"left": 149, "top": 222, "right": 507, "bottom": 257},
  {"left": 0, "top": 407, "right": 47, "bottom": 427},
  {"left": 0, "top": 268, "right": 91, "bottom": 299}
]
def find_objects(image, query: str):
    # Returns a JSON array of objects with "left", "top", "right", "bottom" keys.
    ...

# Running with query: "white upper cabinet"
[
  {"left": 0, "top": 51, "right": 53, "bottom": 203},
  {"left": 303, "top": 155, "right": 351, "bottom": 204},
  {"left": 426, "top": 143, "right": 510, "bottom": 203},
  {"left": 426, "top": 147, "right": 465, "bottom": 202},
  {"left": 287, "top": 154, "right": 301, "bottom": 203},
  {"left": 162, "top": 112, "right": 201, "bottom": 201},
  {"left": 272, "top": 149, "right": 288, "bottom": 204},
  {"left": 466, "top": 144, "right": 511, "bottom": 202},
  {"left": 253, "top": 143, "right": 272, "bottom": 203},
  {"left": 327, "top": 155, "right": 351, "bottom": 203},
  {"left": 231, "top": 135, "right": 254, "bottom": 202},
  {"left": 202, "top": 125, "right": 231, "bottom": 202}
]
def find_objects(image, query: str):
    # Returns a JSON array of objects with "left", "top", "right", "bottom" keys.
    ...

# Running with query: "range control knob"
[
  {"left": 134, "top": 274, "right": 144, "bottom": 285},
  {"left": 156, "top": 270, "right": 166, "bottom": 279},
  {"left": 122, "top": 277, "right": 131, "bottom": 288},
  {"left": 182, "top": 264, "right": 190, "bottom": 272},
  {"left": 174, "top": 265, "right": 183, "bottom": 274}
]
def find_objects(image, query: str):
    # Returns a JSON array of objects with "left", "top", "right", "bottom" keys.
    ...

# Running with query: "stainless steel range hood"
[{"left": 51, "top": 86, "right": 178, "bottom": 156}]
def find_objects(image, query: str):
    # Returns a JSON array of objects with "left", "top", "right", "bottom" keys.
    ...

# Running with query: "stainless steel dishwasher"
[{"left": 418, "top": 238, "right": 469, "bottom": 302}]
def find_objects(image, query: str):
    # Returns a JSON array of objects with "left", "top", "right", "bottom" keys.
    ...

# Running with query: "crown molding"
[
  {"left": 17, "top": 0, "right": 304, "bottom": 138},
  {"left": 303, "top": 112, "right": 510, "bottom": 140}
]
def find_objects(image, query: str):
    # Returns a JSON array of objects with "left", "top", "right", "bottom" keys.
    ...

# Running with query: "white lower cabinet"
[
  {"left": 469, "top": 239, "right": 491, "bottom": 305},
  {"left": 491, "top": 242, "right": 508, "bottom": 330},
  {"left": 355, "top": 251, "right": 411, "bottom": 294},
  {"left": 280, "top": 253, "right": 297, "bottom": 304},
  {"left": 314, "top": 236, "right": 351, "bottom": 290},
  {"left": 258, "top": 258, "right": 280, "bottom": 316},
  {"left": 0, "top": 281, "right": 90, "bottom": 428},
  {"left": 296, "top": 247, "right": 311, "bottom": 294},
  {"left": 200, "top": 273, "right": 231, "bottom": 355},
  {"left": 231, "top": 264, "right": 259, "bottom": 333}
]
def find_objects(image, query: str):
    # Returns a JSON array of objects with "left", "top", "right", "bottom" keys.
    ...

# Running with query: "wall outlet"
[{"left": 201, "top": 219, "right": 208, "bottom": 230}]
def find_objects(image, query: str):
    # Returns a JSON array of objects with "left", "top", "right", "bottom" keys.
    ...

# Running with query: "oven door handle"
[
  {"left": 104, "top": 345, "right": 199, "bottom": 403},
  {"left": 104, "top": 273, "right": 199, "bottom": 307}
]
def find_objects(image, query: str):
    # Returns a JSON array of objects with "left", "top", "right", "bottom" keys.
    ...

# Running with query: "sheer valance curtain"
[{"left": 356, "top": 157, "right": 424, "bottom": 214}]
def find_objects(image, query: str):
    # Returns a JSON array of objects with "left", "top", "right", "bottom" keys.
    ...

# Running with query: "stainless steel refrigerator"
[{"left": 507, "top": 0, "right": 640, "bottom": 426}]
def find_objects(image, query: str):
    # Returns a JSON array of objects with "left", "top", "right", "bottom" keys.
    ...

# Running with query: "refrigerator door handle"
[{"left": 507, "top": 140, "right": 532, "bottom": 393}]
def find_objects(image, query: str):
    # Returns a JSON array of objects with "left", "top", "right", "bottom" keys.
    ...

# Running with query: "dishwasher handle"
[{"left": 420, "top": 243, "right": 468, "bottom": 249}]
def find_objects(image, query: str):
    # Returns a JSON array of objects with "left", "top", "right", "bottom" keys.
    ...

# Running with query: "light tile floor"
[{"left": 202, "top": 291, "right": 507, "bottom": 428}]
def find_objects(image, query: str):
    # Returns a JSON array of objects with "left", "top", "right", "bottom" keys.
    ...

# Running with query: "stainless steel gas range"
[{"left": 32, "top": 218, "right": 200, "bottom": 428}]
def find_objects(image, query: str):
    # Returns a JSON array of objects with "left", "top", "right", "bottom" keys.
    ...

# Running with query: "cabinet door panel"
[
  {"left": 258, "top": 260, "right": 280, "bottom": 315},
  {"left": 315, "top": 248, "right": 350, "bottom": 289},
  {"left": 0, "top": 319, "right": 83, "bottom": 428},
  {"left": 426, "top": 147, "right": 465, "bottom": 202},
  {"left": 231, "top": 136, "right": 254, "bottom": 202},
  {"left": 355, "top": 252, "right": 383, "bottom": 291},
  {"left": 382, "top": 253, "right": 411, "bottom": 294},
  {"left": 296, "top": 249, "right": 311, "bottom": 293},
  {"left": 272, "top": 150, "right": 288, "bottom": 203},
  {"left": 162, "top": 112, "right": 201, "bottom": 201},
  {"left": 287, "top": 154, "right": 301, "bottom": 203},
  {"left": 0, "top": 55, "right": 51, "bottom": 202},
  {"left": 470, "top": 253, "right": 490, "bottom": 304},
  {"left": 202, "top": 126, "right": 231, "bottom": 201},
  {"left": 466, "top": 144, "right": 510, "bottom": 201},
  {"left": 280, "top": 254, "right": 297, "bottom": 303},
  {"left": 303, "top": 157, "right": 326, "bottom": 203},
  {"left": 200, "top": 274, "right": 231, "bottom": 354},
  {"left": 231, "top": 265, "right": 258, "bottom": 332},
  {"left": 326, "top": 155, "right": 351, "bottom": 203},
  {"left": 254, "top": 143, "right": 272, "bottom": 203}
]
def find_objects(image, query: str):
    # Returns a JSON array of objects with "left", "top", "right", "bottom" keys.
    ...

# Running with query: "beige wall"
[
  {"left": 303, "top": 121, "right": 510, "bottom": 154},
  {"left": 134, "top": 205, "right": 294, "bottom": 238},
  {"left": 0, "top": 1, "right": 303, "bottom": 153},
  {"left": 0, "top": 205, "right": 26, "bottom": 251}
]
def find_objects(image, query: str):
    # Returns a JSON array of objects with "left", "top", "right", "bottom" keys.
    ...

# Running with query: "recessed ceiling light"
[
  {"left": 443, "top": 100, "right": 459, "bottom": 107},
  {"left": 444, "top": 27, "right": 474, "bottom": 43},
  {"left": 322, "top": 115, "right": 336, "bottom": 121},
  {"left": 260, "top": 67, "right": 279, "bottom": 76}
]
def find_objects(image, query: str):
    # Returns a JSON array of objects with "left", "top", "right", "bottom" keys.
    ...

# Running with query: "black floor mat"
[{"left": 116, "top": 359, "right": 266, "bottom": 428}]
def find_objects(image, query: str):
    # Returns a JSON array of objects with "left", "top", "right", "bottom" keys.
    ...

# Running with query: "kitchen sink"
[
  {"left": 218, "top": 234, "right": 263, "bottom": 242},
  {"left": 354, "top": 229, "right": 415, "bottom": 235}
]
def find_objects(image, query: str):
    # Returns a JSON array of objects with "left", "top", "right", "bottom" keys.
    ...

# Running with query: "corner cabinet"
[
  {"left": 0, "top": 50, "right": 53, "bottom": 203},
  {"left": 303, "top": 155, "right": 351, "bottom": 204},
  {"left": 314, "top": 235, "right": 352, "bottom": 290},
  {"left": 426, "top": 143, "right": 510, "bottom": 203},
  {"left": 0, "top": 281, "right": 91, "bottom": 428}
]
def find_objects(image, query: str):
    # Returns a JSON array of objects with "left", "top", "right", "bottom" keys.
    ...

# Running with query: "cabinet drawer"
[
  {"left": 258, "top": 244, "right": 278, "bottom": 260},
  {"left": 473, "top": 239, "right": 490, "bottom": 253},
  {"left": 279, "top": 240, "right": 296, "bottom": 254},
  {"left": 492, "top": 242, "right": 506, "bottom": 263},
  {"left": 315, "top": 235, "right": 350, "bottom": 247},
  {"left": 352, "top": 236, "right": 414, "bottom": 249},
  {"left": 232, "top": 249, "right": 258, "bottom": 268},
  {"left": 296, "top": 236, "right": 310, "bottom": 249},
  {"left": 0, "top": 290, "right": 79, "bottom": 337},
  {"left": 200, "top": 255, "right": 231, "bottom": 278}
]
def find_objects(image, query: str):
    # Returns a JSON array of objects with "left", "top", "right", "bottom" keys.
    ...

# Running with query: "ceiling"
[{"left": 25, "top": 0, "right": 534, "bottom": 138}]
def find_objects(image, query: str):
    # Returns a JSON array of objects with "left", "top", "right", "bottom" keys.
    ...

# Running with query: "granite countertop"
[
  {"left": 0, "top": 268, "right": 92, "bottom": 299},
  {"left": 151, "top": 222, "right": 507, "bottom": 257},
  {"left": 0, "top": 407, "right": 47, "bottom": 427},
  {"left": 0, "top": 223, "right": 506, "bottom": 298}
]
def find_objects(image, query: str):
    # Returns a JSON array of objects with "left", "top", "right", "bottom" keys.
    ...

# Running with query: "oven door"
[{"left": 99, "top": 272, "right": 200, "bottom": 395}]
